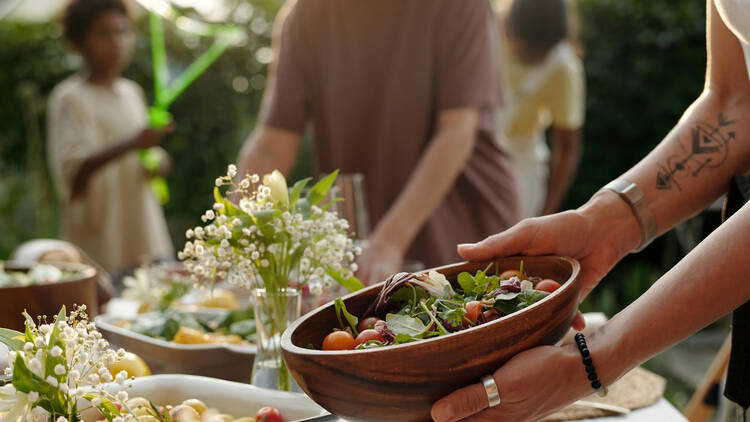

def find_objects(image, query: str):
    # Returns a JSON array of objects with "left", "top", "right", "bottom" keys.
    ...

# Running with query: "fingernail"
[
  {"left": 457, "top": 243, "right": 475, "bottom": 249},
  {"left": 431, "top": 403, "right": 453, "bottom": 422}
]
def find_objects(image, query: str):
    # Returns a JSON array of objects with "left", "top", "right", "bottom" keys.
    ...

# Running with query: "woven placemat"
[{"left": 541, "top": 367, "right": 666, "bottom": 421}]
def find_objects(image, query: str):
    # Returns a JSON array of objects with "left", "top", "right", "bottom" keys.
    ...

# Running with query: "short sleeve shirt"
[{"left": 264, "top": 0, "right": 520, "bottom": 266}]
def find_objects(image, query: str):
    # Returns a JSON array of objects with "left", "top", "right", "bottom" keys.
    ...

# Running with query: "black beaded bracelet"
[{"left": 574, "top": 333, "right": 608, "bottom": 397}]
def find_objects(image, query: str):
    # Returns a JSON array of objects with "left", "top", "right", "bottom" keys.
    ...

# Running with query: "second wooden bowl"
[
  {"left": 0, "top": 261, "right": 98, "bottom": 331},
  {"left": 281, "top": 256, "right": 582, "bottom": 422}
]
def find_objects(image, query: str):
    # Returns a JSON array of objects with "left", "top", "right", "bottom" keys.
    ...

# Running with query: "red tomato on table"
[{"left": 256, "top": 406, "right": 284, "bottom": 422}]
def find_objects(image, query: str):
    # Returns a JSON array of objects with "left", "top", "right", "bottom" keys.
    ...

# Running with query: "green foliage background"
[{"left": 0, "top": 0, "right": 708, "bottom": 315}]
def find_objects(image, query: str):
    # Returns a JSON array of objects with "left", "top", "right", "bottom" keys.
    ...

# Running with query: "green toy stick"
[{"left": 139, "top": 6, "right": 242, "bottom": 203}]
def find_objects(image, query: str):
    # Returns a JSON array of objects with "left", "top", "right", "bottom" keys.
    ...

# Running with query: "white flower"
[
  {"left": 50, "top": 346, "right": 63, "bottom": 357},
  {"left": 116, "top": 391, "right": 128, "bottom": 403},
  {"left": 92, "top": 397, "right": 102, "bottom": 406},
  {"left": 45, "top": 375, "right": 58, "bottom": 387},
  {"left": 263, "top": 170, "right": 289, "bottom": 205},
  {"left": 57, "top": 416, "right": 68, "bottom": 422},
  {"left": 215, "top": 177, "right": 224, "bottom": 187},
  {"left": 227, "top": 164, "right": 238, "bottom": 177},
  {"left": 54, "top": 364, "right": 65, "bottom": 375},
  {"left": 28, "top": 357, "right": 42, "bottom": 373}
]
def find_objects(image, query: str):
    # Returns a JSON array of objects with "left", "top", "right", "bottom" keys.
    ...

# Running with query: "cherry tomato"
[
  {"left": 256, "top": 406, "right": 284, "bottom": 422},
  {"left": 322, "top": 330, "right": 356, "bottom": 350},
  {"left": 536, "top": 279, "right": 562, "bottom": 293},
  {"left": 357, "top": 317, "right": 381, "bottom": 332},
  {"left": 499, "top": 269, "right": 523, "bottom": 280},
  {"left": 464, "top": 301, "right": 482, "bottom": 324},
  {"left": 354, "top": 329, "right": 386, "bottom": 346}
]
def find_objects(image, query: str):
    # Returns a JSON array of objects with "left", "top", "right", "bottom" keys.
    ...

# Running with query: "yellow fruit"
[
  {"left": 109, "top": 352, "right": 151, "bottom": 378},
  {"left": 197, "top": 289, "right": 239, "bottom": 309}
]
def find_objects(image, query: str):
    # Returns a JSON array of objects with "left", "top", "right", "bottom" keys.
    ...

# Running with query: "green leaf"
[
  {"left": 390, "top": 286, "right": 428, "bottom": 304},
  {"left": 326, "top": 267, "right": 364, "bottom": 292},
  {"left": 0, "top": 328, "right": 25, "bottom": 351},
  {"left": 517, "top": 290, "right": 549, "bottom": 307},
  {"left": 456, "top": 272, "right": 475, "bottom": 294},
  {"left": 334, "top": 298, "right": 359, "bottom": 336},
  {"left": 307, "top": 170, "right": 339, "bottom": 206},
  {"left": 288, "top": 178, "right": 311, "bottom": 207},
  {"left": 11, "top": 355, "right": 54, "bottom": 396},
  {"left": 385, "top": 313, "right": 427, "bottom": 337},
  {"left": 485, "top": 275, "right": 501, "bottom": 293},
  {"left": 158, "top": 282, "right": 190, "bottom": 311},
  {"left": 494, "top": 292, "right": 520, "bottom": 301},
  {"left": 213, "top": 186, "right": 241, "bottom": 216},
  {"left": 84, "top": 394, "right": 122, "bottom": 421}
]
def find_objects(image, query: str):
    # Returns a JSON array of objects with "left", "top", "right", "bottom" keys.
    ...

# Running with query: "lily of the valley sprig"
[
  {"left": 178, "top": 165, "right": 364, "bottom": 294},
  {"left": 0, "top": 306, "right": 132, "bottom": 422}
]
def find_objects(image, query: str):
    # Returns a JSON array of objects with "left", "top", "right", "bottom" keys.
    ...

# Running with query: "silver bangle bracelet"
[{"left": 601, "top": 180, "right": 657, "bottom": 252}]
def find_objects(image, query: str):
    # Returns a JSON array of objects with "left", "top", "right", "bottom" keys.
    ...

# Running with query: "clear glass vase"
[{"left": 251, "top": 288, "right": 301, "bottom": 391}]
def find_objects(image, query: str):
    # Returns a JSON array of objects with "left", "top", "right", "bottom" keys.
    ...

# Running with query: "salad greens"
[
  {"left": 322, "top": 263, "right": 558, "bottom": 350},
  {"left": 125, "top": 308, "right": 256, "bottom": 343}
]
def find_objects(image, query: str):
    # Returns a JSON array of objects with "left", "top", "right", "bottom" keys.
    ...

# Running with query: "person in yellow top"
[{"left": 496, "top": 0, "right": 585, "bottom": 217}]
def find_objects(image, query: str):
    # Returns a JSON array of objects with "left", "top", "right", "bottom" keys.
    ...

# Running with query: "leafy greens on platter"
[{"left": 321, "top": 263, "right": 558, "bottom": 350}]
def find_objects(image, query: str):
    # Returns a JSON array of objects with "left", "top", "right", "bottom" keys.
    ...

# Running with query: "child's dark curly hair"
[
  {"left": 63, "top": 0, "right": 131, "bottom": 43},
  {"left": 507, "top": 0, "right": 568, "bottom": 56}
]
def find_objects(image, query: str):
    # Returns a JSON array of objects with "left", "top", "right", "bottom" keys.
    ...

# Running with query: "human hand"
[
  {"left": 431, "top": 344, "right": 591, "bottom": 422},
  {"left": 132, "top": 122, "right": 175, "bottom": 149},
  {"left": 355, "top": 234, "right": 404, "bottom": 286},
  {"left": 458, "top": 193, "right": 641, "bottom": 302}
]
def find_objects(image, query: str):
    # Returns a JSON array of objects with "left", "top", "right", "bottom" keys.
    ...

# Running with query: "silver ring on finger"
[{"left": 481, "top": 375, "right": 502, "bottom": 408}]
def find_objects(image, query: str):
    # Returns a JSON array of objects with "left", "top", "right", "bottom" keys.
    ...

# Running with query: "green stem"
[{"left": 159, "top": 33, "right": 235, "bottom": 109}]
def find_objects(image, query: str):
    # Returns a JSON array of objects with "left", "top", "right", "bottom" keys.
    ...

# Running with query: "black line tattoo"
[{"left": 655, "top": 112, "right": 735, "bottom": 192}]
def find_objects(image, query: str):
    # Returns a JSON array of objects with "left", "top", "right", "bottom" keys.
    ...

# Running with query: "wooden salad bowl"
[
  {"left": 281, "top": 256, "right": 582, "bottom": 422},
  {"left": 0, "top": 261, "right": 98, "bottom": 331}
]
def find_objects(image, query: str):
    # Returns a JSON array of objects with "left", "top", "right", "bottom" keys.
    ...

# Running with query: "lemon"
[
  {"left": 197, "top": 289, "right": 239, "bottom": 309},
  {"left": 109, "top": 352, "right": 151, "bottom": 378}
]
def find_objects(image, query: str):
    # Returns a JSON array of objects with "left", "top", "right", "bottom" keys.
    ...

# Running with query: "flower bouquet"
[
  {"left": 0, "top": 306, "right": 133, "bottom": 422},
  {"left": 178, "top": 165, "right": 363, "bottom": 390}
]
